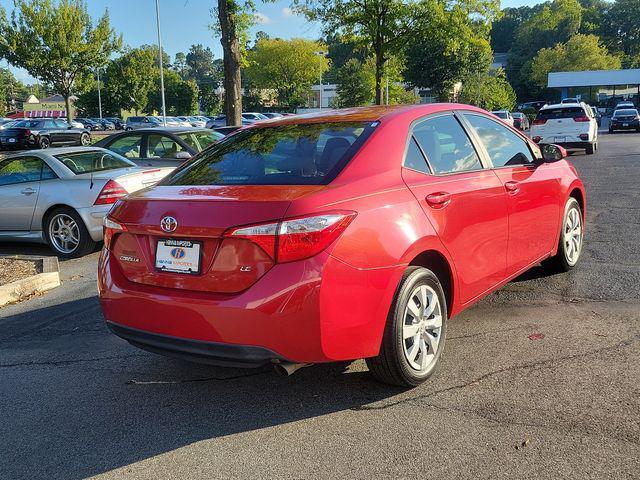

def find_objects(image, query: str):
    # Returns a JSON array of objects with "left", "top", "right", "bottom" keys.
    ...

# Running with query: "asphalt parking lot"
[{"left": 1, "top": 131, "right": 639, "bottom": 479}]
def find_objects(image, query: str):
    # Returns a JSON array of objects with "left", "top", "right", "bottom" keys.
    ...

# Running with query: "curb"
[{"left": 0, "top": 256, "right": 61, "bottom": 307}]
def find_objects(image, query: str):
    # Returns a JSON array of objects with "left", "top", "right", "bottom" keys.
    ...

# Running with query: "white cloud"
[
  {"left": 254, "top": 12, "right": 271, "bottom": 24},
  {"left": 282, "top": 7, "right": 294, "bottom": 17}
]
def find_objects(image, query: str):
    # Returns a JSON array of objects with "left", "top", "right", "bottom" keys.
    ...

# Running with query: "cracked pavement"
[{"left": 1, "top": 133, "right": 639, "bottom": 479}]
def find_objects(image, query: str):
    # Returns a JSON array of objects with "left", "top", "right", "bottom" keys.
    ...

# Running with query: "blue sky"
[{"left": 1, "top": 0, "right": 542, "bottom": 83}]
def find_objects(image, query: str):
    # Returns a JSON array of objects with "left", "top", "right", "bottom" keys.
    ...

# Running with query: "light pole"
[
  {"left": 314, "top": 51, "right": 326, "bottom": 110},
  {"left": 155, "top": 0, "right": 167, "bottom": 126},
  {"left": 96, "top": 67, "right": 103, "bottom": 119}
]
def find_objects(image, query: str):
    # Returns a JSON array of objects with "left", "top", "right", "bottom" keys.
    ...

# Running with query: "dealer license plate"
[{"left": 155, "top": 239, "right": 201, "bottom": 274}]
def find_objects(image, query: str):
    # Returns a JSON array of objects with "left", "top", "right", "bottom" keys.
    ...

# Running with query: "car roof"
[
  {"left": 125, "top": 127, "right": 212, "bottom": 133},
  {"left": 541, "top": 103, "right": 584, "bottom": 110},
  {"left": 3, "top": 146, "right": 110, "bottom": 158},
  {"left": 251, "top": 104, "right": 488, "bottom": 128}
]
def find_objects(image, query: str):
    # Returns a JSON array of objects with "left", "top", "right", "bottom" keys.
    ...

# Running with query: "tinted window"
[
  {"left": 613, "top": 109, "right": 638, "bottom": 117},
  {"left": 178, "top": 131, "right": 223, "bottom": 151},
  {"left": 43, "top": 120, "right": 56, "bottom": 129},
  {"left": 162, "top": 122, "right": 372, "bottom": 186},
  {"left": 0, "top": 157, "right": 45, "bottom": 185},
  {"left": 492, "top": 112, "right": 508, "bottom": 119},
  {"left": 108, "top": 134, "right": 142, "bottom": 158},
  {"left": 404, "top": 137, "right": 430, "bottom": 174},
  {"left": 14, "top": 120, "right": 43, "bottom": 128},
  {"left": 128, "top": 117, "right": 141, "bottom": 122},
  {"left": 412, "top": 115, "right": 482, "bottom": 174},
  {"left": 147, "top": 135, "right": 186, "bottom": 158},
  {"left": 54, "top": 120, "right": 68, "bottom": 128},
  {"left": 465, "top": 114, "right": 534, "bottom": 167},
  {"left": 54, "top": 151, "right": 132, "bottom": 174},
  {"left": 536, "top": 107, "right": 586, "bottom": 120},
  {"left": 41, "top": 163, "right": 57, "bottom": 180}
]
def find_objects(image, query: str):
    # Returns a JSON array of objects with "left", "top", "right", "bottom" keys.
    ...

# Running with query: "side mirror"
[
  {"left": 541, "top": 144, "right": 568, "bottom": 163},
  {"left": 174, "top": 151, "right": 191, "bottom": 160}
]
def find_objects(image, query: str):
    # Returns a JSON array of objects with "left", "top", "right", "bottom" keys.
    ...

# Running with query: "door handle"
[
  {"left": 425, "top": 192, "right": 451, "bottom": 209},
  {"left": 20, "top": 188, "right": 36, "bottom": 195},
  {"left": 504, "top": 181, "right": 520, "bottom": 194}
]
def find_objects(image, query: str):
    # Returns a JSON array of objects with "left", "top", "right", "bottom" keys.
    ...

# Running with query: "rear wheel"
[
  {"left": 80, "top": 132, "right": 91, "bottom": 146},
  {"left": 585, "top": 143, "right": 595, "bottom": 155},
  {"left": 39, "top": 136, "right": 50, "bottom": 149},
  {"left": 543, "top": 197, "right": 583, "bottom": 273},
  {"left": 366, "top": 267, "right": 447, "bottom": 387},
  {"left": 44, "top": 207, "right": 96, "bottom": 258}
]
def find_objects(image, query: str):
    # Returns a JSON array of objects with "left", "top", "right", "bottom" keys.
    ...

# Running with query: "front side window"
[
  {"left": 0, "top": 157, "right": 45, "bottom": 185},
  {"left": 54, "top": 151, "right": 133, "bottom": 174},
  {"left": 147, "top": 135, "right": 186, "bottom": 158},
  {"left": 412, "top": 115, "right": 482, "bottom": 174},
  {"left": 162, "top": 122, "right": 372, "bottom": 186},
  {"left": 108, "top": 135, "right": 142, "bottom": 158},
  {"left": 464, "top": 114, "right": 534, "bottom": 167},
  {"left": 178, "top": 131, "right": 223, "bottom": 152}
]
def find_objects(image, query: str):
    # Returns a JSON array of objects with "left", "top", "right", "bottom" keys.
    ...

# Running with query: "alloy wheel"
[
  {"left": 402, "top": 284, "right": 443, "bottom": 371},
  {"left": 564, "top": 206, "right": 583, "bottom": 266},
  {"left": 49, "top": 213, "right": 80, "bottom": 254},
  {"left": 81, "top": 133, "right": 91, "bottom": 146}
]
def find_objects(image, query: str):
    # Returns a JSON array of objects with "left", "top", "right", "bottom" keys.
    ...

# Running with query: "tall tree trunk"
[
  {"left": 374, "top": 40, "right": 385, "bottom": 105},
  {"left": 64, "top": 93, "right": 73, "bottom": 124},
  {"left": 218, "top": 0, "right": 242, "bottom": 126}
]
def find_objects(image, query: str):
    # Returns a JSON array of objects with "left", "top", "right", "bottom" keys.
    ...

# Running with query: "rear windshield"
[
  {"left": 613, "top": 109, "right": 638, "bottom": 117},
  {"left": 54, "top": 150, "right": 133, "bottom": 174},
  {"left": 162, "top": 122, "right": 374, "bottom": 186},
  {"left": 492, "top": 112, "right": 508, "bottom": 119},
  {"left": 536, "top": 107, "right": 586, "bottom": 120},
  {"left": 13, "top": 120, "right": 43, "bottom": 128}
]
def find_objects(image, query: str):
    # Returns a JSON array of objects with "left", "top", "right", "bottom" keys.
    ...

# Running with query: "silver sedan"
[{"left": 0, "top": 147, "right": 173, "bottom": 257}]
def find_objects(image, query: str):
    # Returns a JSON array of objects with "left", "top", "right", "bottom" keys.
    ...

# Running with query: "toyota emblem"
[{"left": 160, "top": 216, "right": 177, "bottom": 233}]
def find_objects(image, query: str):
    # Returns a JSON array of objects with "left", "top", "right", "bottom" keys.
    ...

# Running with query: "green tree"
[
  {"left": 490, "top": 6, "right": 541, "bottom": 53},
  {"left": 245, "top": 38, "right": 329, "bottom": 110},
  {"left": 0, "top": 67, "right": 31, "bottom": 115},
  {"left": 602, "top": 0, "right": 640, "bottom": 57},
  {"left": 506, "top": 0, "right": 583, "bottom": 99},
  {"left": 173, "top": 52, "right": 188, "bottom": 77},
  {"left": 335, "top": 58, "right": 372, "bottom": 107},
  {"left": 105, "top": 47, "right": 156, "bottom": 115},
  {"left": 405, "top": 2, "right": 493, "bottom": 101},
  {"left": 324, "top": 33, "right": 367, "bottom": 84},
  {"left": 530, "top": 34, "right": 621, "bottom": 89},
  {"left": 458, "top": 68, "right": 516, "bottom": 111},
  {"left": 0, "top": 0, "right": 121, "bottom": 122},
  {"left": 186, "top": 44, "right": 217, "bottom": 85},
  {"left": 147, "top": 69, "right": 199, "bottom": 115}
]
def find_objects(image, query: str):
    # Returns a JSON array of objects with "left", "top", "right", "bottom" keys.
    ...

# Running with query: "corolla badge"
[
  {"left": 160, "top": 216, "right": 177, "bottom": 233},
  {"left": 170, "top": 247, "right": 186, "bottom": 259}
]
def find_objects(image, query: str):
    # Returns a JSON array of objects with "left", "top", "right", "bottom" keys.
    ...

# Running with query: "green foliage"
[
  {"left": 245, "top": 38, "right": 329, "bottom": 109},
  {"left": 404, "top": 2, "right": 493, "bottom": 101},
  {"left": 530, "top": 34, "right": 621, "bottom": 89},
  {"left": 335, "top": 59, "right": 372, "bottom": 107},
  {"left": 601, "top": 0, "right": 640, "bottom": 57},
  {"left": 0, "top": 0, "right": 121, "bottom": 120},
  {"left": 458, "top": 69, "right": 516, "bottom": 111},
  {"left": 506, "top": 0, "right": 583, "bottom": 99},
  {"left": 0, "top": 67, "right": 31, "bottom": 116},
  {"left": 147, "top": 69, "right": 199, "bottom": 116},
  {"left": 186, "top": 44, "right": 218, "bottom": 86},
  {"left": 105, "top": 47, "right": 156, "bottom": 114}
]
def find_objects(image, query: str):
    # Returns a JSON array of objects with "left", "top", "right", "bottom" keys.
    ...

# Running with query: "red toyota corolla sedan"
[{"left": 98, "top": 104, "right": 585, "bottom": 386}]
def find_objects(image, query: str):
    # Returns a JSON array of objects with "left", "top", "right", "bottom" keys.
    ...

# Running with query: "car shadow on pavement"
[{"left": 0, "top": 296, "right": 407, "bottom": 479}]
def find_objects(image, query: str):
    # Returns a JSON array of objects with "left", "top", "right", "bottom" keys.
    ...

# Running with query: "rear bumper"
[
  {"left": 77, "top": 205, "right": 112, "bottom": 242},
  {"left": 610, "top": 121, "right": 640, "bottom": 131},
  {"left": 107, "top": 321, "right": 285, "bottom": 367}
]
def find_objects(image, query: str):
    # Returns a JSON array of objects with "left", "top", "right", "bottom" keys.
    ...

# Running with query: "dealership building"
[{"left": 548, "top": 69, "right": 640, "bottom": 106}]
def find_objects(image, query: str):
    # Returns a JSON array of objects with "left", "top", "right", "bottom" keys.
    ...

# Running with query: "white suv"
[{"left": 530, "top": 102, "right": 598, "bottom": 155}]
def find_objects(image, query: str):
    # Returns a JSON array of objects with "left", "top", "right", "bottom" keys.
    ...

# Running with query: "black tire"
[
  {"left": 366, "top": 266, "right": 447, "bottom": 387},
  {"left": 39, "top": 136, "right": 50, "bottom": 149},
  {"left": 79, "top": 132, "right": 91, "bottom": 146},
  {"left": 543, "top": 197, "right": 583, "bottom": 273},
  {"left": 609, "top": 128, "right": 614, "bottom": 134},
  {"left": 44, "top": 207, "right": 96, "bottom": 259},
  {"left": 585, "top": 143, "right": 595, "bottom": 154}
]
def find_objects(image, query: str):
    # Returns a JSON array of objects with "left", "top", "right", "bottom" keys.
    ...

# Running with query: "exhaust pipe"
[{"left": 274, "top": 362, "right": 309, "bottom": 376}]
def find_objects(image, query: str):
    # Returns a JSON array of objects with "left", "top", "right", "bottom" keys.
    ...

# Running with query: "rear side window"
[
  {"left": 412, "top": 115, "right": 482, "bottom": 174},
  {"left": 404, "top": 137, "right": 430, "bottom": 174},
  {"left": 54, "top": 151, "right": 132, "bottom": 174},
  {"left": 464, "top": 114, "right": 534, "bottom": 167},
  {"left": 108, "top": 134, "right": 142, "bottom": 158},
  {"left": 536, "top": 107, "right": 586, "bottom": 120},
  {"left": 163, "top": 122, "right": 374, "bottom": 186}
]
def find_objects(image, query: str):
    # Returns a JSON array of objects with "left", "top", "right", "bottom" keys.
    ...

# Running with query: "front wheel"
[
  {"left": 44, "top": 207, "right": 96, "bottom": 258},
  {"left": 39, "top": 136, "right": 50, "bottom": 149},
  {"left": 366, "top": 267, "right": 447, "bottom": 387},
  {"left": 543, "top": 197, "right": 584, "bottom": 273}
]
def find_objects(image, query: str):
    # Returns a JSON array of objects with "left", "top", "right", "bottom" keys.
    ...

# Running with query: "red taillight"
[
  {"left": 532, "top": 136, "right": 542, "bottom": 143},
  {"left": 579, "top": 133, "right": 589, "bottom": 140},
  {"left": 103, "top": 216, "right": 126, "bottom": 250},
  {"left": 573, "top": 116, "right": 590, "bottom": 122},
  {"left": 226, "top": 212, "right": 357, "bottom": 263},
  {"left": 94, "top": 179, "right": 127, "bottom": 205},
  {"left": 532, "top": 119, "right": 546, "bottom": 125}
]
